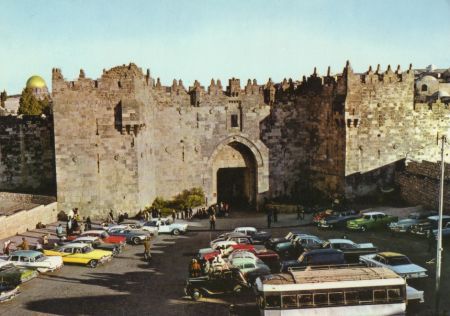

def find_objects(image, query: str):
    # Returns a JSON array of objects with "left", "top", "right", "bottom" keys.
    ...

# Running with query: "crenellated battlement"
[{"left": 352, "top": 63, "right": 415, "bottom": 85}]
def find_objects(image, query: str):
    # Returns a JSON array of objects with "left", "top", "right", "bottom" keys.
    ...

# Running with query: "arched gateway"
[{"left": 208, "top": 135, "right": 269, "bottom": 210}]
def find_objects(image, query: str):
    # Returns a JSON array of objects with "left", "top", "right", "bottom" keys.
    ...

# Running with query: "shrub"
[{"left": 150, "top": 187, "right": 205, "bottom": 215}]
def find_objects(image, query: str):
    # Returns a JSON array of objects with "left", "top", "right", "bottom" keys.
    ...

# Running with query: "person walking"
[
  {"left": 17, "top": 237, "right": 29, "bottom": 250},
  {"left": 143, "top": 235, "right": 152, "bottom": 261},
  {"left": 209, "top": 213, "right": 216, "bottom": 231},
  {"left": 172, "top": 209, "right": 176, "bottom": 222},
  {"left": 85, "top": 217, "right": 92, "bottom": 231},
  {"left": 56, "top": 224, "right": 64, "bottom": 241}
]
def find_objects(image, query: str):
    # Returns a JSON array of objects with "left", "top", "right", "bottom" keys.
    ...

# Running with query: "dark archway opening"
[{"left": 217, "top": 167, "right": 248, "bottom": 208}]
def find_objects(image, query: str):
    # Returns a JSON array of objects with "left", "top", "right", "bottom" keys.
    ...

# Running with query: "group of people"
[{"left": 2, "top": 234, "right": 51, "bottom": 255}]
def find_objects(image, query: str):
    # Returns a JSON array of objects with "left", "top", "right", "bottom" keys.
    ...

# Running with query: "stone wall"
[
  {"left": 0, "top": 116, "right": 55, "bottom": 193},
  {"left": 397, "top": 161, "right": 450, "bottom": 212}
]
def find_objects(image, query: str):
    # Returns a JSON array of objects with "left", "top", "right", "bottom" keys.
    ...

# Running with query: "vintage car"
[
  {"left": 2, "top": 250, "right": 63, "bottom": 273},
  {"left": 280, "top": 248, "right": 345, "bottom": 272},
  {"left": 105, "top": 220, "right": 159, "bottom": 236},
  {"left": 70, "top": 230, "right": 126, "bottom": 245},
  {"left": 433, "top": 221, "right": 450, "bottom": 238},
  {"left": 233, "top": 227, "right": 271, "bottom": 244},
  {"left": 184, "top": 267, "right": 249, "bottom": 300},
  {"left": 265, "top": 231, "right": 305, "bottom": 250},
  {"left": 312, "top": 209, "right": 335, "bottom": 224},
  {"left": 389, "top": 211, "right": 437, "bottom": 233},
  {"left": 210, "top": 232, "right": 248, "bottom": 246},
  {"left": 107, "top": 228, "right": 149, "bottom": 245},
  {"left": 71, "top": 236, "right": 123, "bottom": 255},
  {"left": 0, "top": 261, "right": 38, "bottom": 285},
  {"left": 317, "top": 210, "right": 361, "bottom": 229},
  {"left": 44, "top": 243, "right": 112, "bottom": 268},
  {"left": 229, "top": 257, "right": 271, "bottom": 283},
  {"left": 321, "top": 239, "right": 377, "bottom": 263},
  {"left": 144, "top": 218, "right": 188, "bottom": 235},
  {"left": 210, "top": 235, "right": 253, "bottom": 249},
  {"left": 275, "top": 234, "right": 323, "bottom": 259},
  {"left": 360, "top": 252, "right": 427, "bottom": 279},
  {"left": 0, "top": 281, "right": 20, "bottom": 303},
  {"left": 346, "top": 211, "right": 398, "bottom": 232},
  {"left": 410, "top": 215, "right": 450, "bottom": 236}
]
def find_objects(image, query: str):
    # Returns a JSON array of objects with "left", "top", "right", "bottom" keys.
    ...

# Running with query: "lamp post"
[{"left": 435, "top": 134, "right": 447, "bottom": 314}]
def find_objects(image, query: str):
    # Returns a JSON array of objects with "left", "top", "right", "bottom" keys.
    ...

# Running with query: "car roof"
[
  {"left": 61, "top": 242, "right": 90, "bottom": 248},
  {"left": 378, "top": 252, "right": 405, "bottom": 258},
  {"left": 304, "top": 248, "right": 342, "bottom": 254},
  {"left": 235, "top": 227, "right": 256, "bottom": 231},
  {"left": 363, "top": 211, "right": 385, "bottom": 216},
  {"left": 10, "top": 250, "right": 42, "bottom": 257},
  {"left": 428, "top": 215, "right": 450, "bottom": 220},
  {"left": 328, "top": 239, "right": 354, "bottom": 244},
  {"left": 74, "top": 236, "right": 98, "bottom": 241},
  {"left": 83, "top": 230, "right": 105, "bottom": 234},
  {"left": 231, "top": 257, "right": 256, "bottom": 263}
]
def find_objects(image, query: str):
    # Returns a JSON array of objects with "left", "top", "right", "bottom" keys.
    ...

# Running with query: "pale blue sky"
[{"left": 1, "top": 0, "right": 449, "bottom": 94}]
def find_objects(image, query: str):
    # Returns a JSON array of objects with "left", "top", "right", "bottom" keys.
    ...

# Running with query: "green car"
[
  {"left": 0, "top": 262, "right": 38, "bottom": 286},
  {"left": 347, "top": 212, "right": 398, "bottom": 232}
]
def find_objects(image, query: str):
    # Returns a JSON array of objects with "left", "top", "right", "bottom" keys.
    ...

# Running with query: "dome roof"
[{"left": 26, "top": 75, "right": 47, "bottom": 89}]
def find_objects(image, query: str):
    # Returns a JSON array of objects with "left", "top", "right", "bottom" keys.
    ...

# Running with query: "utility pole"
[{"left": 435, "top": 134, "right": 447, "bottom": 313}]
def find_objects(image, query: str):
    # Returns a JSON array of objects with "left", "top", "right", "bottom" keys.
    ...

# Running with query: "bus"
[{"left": 254, "top": 265, "right": 410, "bottom": 316}]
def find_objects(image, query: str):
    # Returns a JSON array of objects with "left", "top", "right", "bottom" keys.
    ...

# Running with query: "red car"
[
  {"left": 68, "top": 230, "right": 126, "bottom": 245},
  {"left": 312, "top": 209, "right": 334, "bottom": 224}
]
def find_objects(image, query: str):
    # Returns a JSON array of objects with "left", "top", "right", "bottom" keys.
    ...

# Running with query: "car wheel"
[
  {"left": 233, "top": 285, "right": 243, "bottom": 294},
  {"left": 132, "top": 237, "right": 140, "bottom": 245},
  {"left": 361, "top": 226, "right": 367, "bottom": 232},
  {"left": 190, "top": 288, "right": 202, "bottom": 301},
  {"left": 172, "top": 229, "right": 180, "bottom": 236},
  {"left": 89, "top": 260, "right": 98, "bottom": 268}
]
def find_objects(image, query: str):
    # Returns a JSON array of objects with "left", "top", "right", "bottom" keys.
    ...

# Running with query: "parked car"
[
  {"left": 321, "top": 239, "right": 377, "bottom": 263},
  {"left": 0, "top": 261, "right": 38, "bottom": 285},
  {"left": 229, "top": 257, "right": 271, "bottom": 283},
  {"left": 312, "top": 209, "right": 334, "bottom": 224},
  {"left": 0, "top": 281, "right": 19, "bottom": 303},
  {"left": 72, "top": 230, "right": 126, "bottom": 245},
  {"left": 44, "top": 243, "right": 112, "bottom": 268},
  {"left": 275, "top": 234, "right": 323, "bottom": 259},
  {"left": 389, "top": 211, "right": 437, "bottom": 233},
  {"left": 144, "top": 218, "right": 188, "bottom": 235},
  {"left": 410, "top": 215, "right": 450, "bottom": 237},
  {"left": 106, "top": 222, "right": 159, "bottom": 236},
  {"left": 71, "top": 236, "right": 123, "bottom": 255},
  {"left": 280, "top": 248, "right": 345, "bottom": 272},
  {"left": 317, "top": 210, "right": 361, "bottom": 229},
  {"left": 265, "top": 231, "right": 305, "bottom": 250},
  {"left": 347, "top": 211, "right": 398, "bottom": 232},
  {"left": 211, "top": 235, "right": 253, "bottom": 249},
  {"left": 108, "top": 228, "right": 149, "bottom": 245},
  {"left": 184, "top": 267, "right": 249, "bottom": 301},
  {"left": 360, "top": 252, "right": 427, "bottom": 279},
  {"left": 233, "top": 227, "right": 271, "bottom": 244},
  {"left": 433, "top": 221, "right": 450, "bottom": 238},
  {"left": 1, "top": 250, "right": 63, "bottom": 273}
]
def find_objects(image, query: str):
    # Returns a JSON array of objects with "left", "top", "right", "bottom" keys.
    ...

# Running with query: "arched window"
[{"left": 421, "top": 84, "right": 427, "bottom": 92}]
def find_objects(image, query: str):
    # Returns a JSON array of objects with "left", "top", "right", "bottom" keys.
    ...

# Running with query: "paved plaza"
[{"left": 0, "top": 212, "right": 448, "bottom": 316}]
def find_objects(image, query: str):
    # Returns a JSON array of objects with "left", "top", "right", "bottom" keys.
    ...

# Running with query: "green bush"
[{"left": 150, "top": 187, "right": 205, "bottom": 215}]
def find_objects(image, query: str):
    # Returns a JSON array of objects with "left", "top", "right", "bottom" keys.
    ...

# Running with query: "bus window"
[
  {"left": 359, "top": 289, "right": 373, "bottom": 303},
  {"left": 265, "top": 295, "right": 281, "bottom": 309},
  {"left": 313, "top": 293, "right": 328, "bottom": 306},
  {"left": 329, "top": 292, "right": 344, "bottom": 305},
  {"left": 345, "top": 291, "right": 358, "bottom": 304},
  {"left": 387, "top": 288, "right": 402, "bottom": 302},
  {"left": 282, "top": 295, "right": 297, "bottom": 308},
  {"left": 374, "top": 289, "right": 386, "bottom": 303},
  {"left": 298, "top": 294, "right": 313, "bottom": 307}
]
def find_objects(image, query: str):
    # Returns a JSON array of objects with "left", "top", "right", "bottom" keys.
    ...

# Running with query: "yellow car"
[{"left": 44, "top": 243, "right": 112, "bottom": 268}]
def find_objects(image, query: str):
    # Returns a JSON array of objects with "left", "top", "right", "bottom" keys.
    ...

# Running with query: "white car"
[
  {"left": 211, "top": 240, "right": 237, "bottom": 250},
  {"left": 104, "top": 221, "right": 159, "bottom": 236},
  {"left": 228, "top": 250, "right": 258, "bottom": 262},
  {"left": 360, "top": 252, "right": 427, "bottom": 279},
  {"left": 144, "top": 218, "right": 188, "bottom": 235},
  {"left": 1, "top": 250, "right": 63, "bottom": 273}
]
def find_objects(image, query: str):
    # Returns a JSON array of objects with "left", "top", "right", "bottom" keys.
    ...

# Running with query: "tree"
[
  {"left": 18, "top": 88, "right": 50, "bottom": 115},
  {"left": 0, "top": 90, "right": 6, "bottom": 108}
]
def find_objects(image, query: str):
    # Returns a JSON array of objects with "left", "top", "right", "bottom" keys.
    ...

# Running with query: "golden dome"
[{"left": 26, "top": 75, "right": 47, "bottom": 89}]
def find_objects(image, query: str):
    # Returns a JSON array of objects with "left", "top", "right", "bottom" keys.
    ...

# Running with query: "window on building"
[
  {"left": 421, "top": 84, "right": 427, "bottom": 92},
  {"left": 231, "top": 114, "right": 239, "bottom": 127}
]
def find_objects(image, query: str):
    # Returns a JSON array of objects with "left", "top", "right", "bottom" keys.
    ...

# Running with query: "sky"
[{"left": 0, "top": 0, "right": 449, "bottom": 94}]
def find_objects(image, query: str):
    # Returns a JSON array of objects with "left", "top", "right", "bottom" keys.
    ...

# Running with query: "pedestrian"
[
  {"left": 79, "top": 221, "right": 85, "bottom": 234},
  {"left": 17, "top": 237, "right": 29, "bottom": 250},
  {"left": 209, "top": 214, "right": 216, "bottom": 231},
  {"left": 273, "top": 207, "right": 278, "bottom": 223},
  {"left": 3, "top": 240, "right": 12, "bottom": 255},
  {"left": 184, "top": 207, "right": 189, "bottom": 220},
  {"left": 42, "top": 234, "right": 49, "bottom": 249},
  {"left": 172, "top": 209, "right": 176, "bottom": 222},
  {"left": 189, "top": 207, "right": 193, "bottom": 219},
  {"left": 56, "top": 224, "right": 64, "bottom": 241},
  {"left": 427, "top": 228, "right": 435, "bottom": 253},
  {"left": 108, "top": 210, "right": 114, "bottom": 222},
  {"left": 66, "top": 219, "right": 72, "bottom": 236},
  {"left": 143, "top": 235, "right": 152, "bottom": 261},
  {"left": 267, "top": 211, "right": 272, "bottom": 228},
  {"left": 85, "top": 217, "right": 92, "bottom": 231}
]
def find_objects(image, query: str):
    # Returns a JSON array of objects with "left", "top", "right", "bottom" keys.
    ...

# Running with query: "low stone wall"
[
  {"left": 0, "top": 192, "right": 56, "bottom": 205},
  {"left": 396, "top": 161, "right": 450, "bottom": 213},
  {"left": 0, "top": 201, "right": 58, "bottom": 240}
]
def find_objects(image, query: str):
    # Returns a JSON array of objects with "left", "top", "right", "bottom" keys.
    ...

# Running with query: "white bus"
[{"left": 254, "top": 266, "right": 410, "bottom": 316}]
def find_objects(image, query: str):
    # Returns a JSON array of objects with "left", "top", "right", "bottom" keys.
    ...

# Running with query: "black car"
[
  {"left": 317, "top": 210, "right": 361, "bottom": 229},
  {"left": 280, "top": 248, "right": 345, "bottom": 272},
  {"left": 184, "top": 268, "right": 249, "bottom": 301},
  {"left": 410, "top": 215, "right": 450, "bottom": 237},
  {"left": 265, "top": 231, "right": 305, "bottom": 250}
]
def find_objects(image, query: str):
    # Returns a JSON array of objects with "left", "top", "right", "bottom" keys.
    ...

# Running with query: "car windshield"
[
  {"left": 146, "top": 221, "right": 158, "bottom": 227},
  {"left": 387, "top": 256, "right": 411, "bottom": 265},
  {"left": 35, "top": 254, "right": 45, "bottom": 261},
  {"left": 408, "top": 214, "right": 419, "bottom": 220},
  {"left": 363, "top": 215, "right": 371, "bottom": 220},
  {"left": 81, "top": 246, "right": 93, "bottom": 254}
]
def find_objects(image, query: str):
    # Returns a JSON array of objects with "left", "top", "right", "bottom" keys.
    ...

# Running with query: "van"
[{"left": 280, "top": 248, "right": 345, "bottom": 272}]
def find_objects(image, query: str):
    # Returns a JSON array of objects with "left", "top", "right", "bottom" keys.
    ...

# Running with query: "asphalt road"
[{"left": 0, "top": 214, "right": 448, "bottom": 316}]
